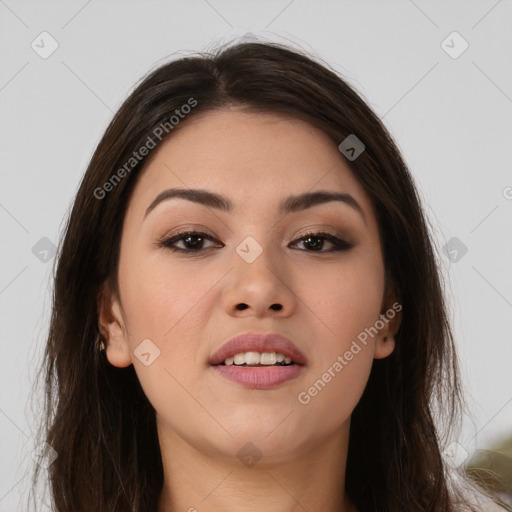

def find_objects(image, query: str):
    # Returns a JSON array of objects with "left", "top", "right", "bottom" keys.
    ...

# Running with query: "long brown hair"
[{"left": 29, "top": 40, "right": 506, "bottom": 512}]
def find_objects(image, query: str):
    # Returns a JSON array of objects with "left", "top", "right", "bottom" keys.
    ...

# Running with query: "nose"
[{"left": 221, "top": 239, "right": 297, "bottom": 319}]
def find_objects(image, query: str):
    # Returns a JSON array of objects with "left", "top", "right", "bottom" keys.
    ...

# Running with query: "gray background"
[{"left": 1, "top": 1, "right": 511, "bottom": 509}]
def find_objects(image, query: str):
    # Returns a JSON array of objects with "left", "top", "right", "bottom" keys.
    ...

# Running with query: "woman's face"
[{"left": 99, "top": 108, "right": 400, "bottom": 461}]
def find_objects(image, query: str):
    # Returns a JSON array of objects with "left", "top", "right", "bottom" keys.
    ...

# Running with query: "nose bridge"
[
  {"left": 230, "top": 206, "right": 278, "bottom": 265},
  {"left": 222, "top": 232, "right": 295, "bottom": 316},
  {"left": 234, "top": 233, "right": 281, "bottom": 289}
]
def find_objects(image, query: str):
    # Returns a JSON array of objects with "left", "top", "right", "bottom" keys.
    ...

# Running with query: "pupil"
[
  {"left": 185, "top": 235, "right": 202, "bottom": 248},
  {"left": 306, "top": 236, "right": 322, "bottom": 250}
]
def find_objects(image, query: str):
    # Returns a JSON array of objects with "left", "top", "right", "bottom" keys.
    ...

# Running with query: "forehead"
[{"left": 128, "top": 109, "right": 373, "bottom": 218}]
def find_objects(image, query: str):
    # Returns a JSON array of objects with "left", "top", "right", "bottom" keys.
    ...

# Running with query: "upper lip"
[{"left": 209, "top": 332, "right": 307, "bottom": 366}]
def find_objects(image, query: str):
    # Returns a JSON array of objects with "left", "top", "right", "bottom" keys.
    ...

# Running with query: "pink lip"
[
  {"left": 209, "top": 332, "right": 308, "bottom": 366},
  {"left": 213, "top": 364, "right": 304, "bottom": 389}
]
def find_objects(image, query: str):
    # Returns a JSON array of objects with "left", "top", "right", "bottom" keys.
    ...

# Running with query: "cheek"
[
  {"left": 116, "top": 246, "right": 210, "bottom": 390},
  {"left": 294, "top": 253, "right": 383, "bottom": 411},
  {"left": 302, "top": 252, "right": 385, "bottom": 350},
  {"left": 119, "top": 249, "right": 213, "bottom": 343}
]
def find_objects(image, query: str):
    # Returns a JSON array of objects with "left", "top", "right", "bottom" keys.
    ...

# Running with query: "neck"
[{"left": 156, "top": 417, "right": 357, "bottom": 512}]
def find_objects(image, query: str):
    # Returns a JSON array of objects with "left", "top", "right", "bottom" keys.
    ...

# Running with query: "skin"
[{"left": 98, "top": 109, "right": 402, "bottom": 512}]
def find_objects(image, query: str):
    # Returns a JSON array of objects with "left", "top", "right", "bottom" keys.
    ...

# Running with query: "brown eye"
[
  {"left": 158, "top": 230, "right": 223, "bottom": 253},
  {"left": 290, "top": 231, "right": 353, "bottom": 252}
]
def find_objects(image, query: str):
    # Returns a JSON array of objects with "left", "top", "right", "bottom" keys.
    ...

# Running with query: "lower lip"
[{"left": 212, "top": 364, "right": 304, "bottom": 389}]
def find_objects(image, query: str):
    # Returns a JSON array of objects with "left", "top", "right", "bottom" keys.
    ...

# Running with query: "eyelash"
[{"left": 156, "top": 229, "right": 353, "bottom": 254}]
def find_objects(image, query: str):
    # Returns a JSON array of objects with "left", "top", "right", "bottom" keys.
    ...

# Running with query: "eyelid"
[
  {"left": 291, "top": 223, "right": 352, "bottom": 243},
  {"left": 157, "top": 224, "right": 346, "bottom": 241},
  {"left": 294, "top": 224, "right": 342, "bottom": 235},
  {"left": 157, "top": 224, "right": 217, "bottom": 241}
]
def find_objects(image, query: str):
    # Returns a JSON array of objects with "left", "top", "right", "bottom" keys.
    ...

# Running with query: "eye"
[
  {"left": 157, "top": 230, "right": 223, "bottom": 253},
  {"left": 289, "top": 231, "right": 353, "bottom": 252},
  {"left": 157, "top": 229, "right": 353, "bottom": 254}
]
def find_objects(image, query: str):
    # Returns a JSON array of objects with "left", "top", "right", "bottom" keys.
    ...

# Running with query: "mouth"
[
  {"left": 209, "top": 332, "right": 307, "bottom": 389},
  {"left": 212, "top": 351, "right": 302, "bottom": 368},
  {"left": 209, "top": 331, "right": 307, "bottom": 366}
]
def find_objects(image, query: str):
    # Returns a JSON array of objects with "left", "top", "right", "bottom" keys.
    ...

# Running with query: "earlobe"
[
  {"left": 105, "top": 340, "right": 133, "bottom": 368},
  {"left": 374, "top": 334, "right": 396, "bottom": 359},
  {"left": 374, "top": 299, "right": 402, "bottom": 360},
  {"left": 97, "top": 281, "right": 133, "bottom": 368}
]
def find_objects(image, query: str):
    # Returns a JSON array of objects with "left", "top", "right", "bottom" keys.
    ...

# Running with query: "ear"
[
  {"left": 374, "top": 287, "right": 402, "bottom": 360},
  {"left": 97, "top": 280, "right": 132, "bottom": 368}
]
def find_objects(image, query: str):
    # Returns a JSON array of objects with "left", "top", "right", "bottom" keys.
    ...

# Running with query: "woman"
[{"left": 30, "top": 41, "right": 508, "bottom": 511}]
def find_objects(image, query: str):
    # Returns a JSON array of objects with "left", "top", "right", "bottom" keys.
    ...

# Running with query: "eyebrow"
[{"left": 144, "top": 187, "right": 366, "bottom": 223}]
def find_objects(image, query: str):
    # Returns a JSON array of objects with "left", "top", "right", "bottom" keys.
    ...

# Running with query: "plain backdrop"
[{"left": 1, "top": 1, "right": 511, "bottom": 510}]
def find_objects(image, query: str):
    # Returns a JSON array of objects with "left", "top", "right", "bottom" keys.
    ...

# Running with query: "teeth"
[
  {"left": 223, "top": 352, "right": 294, "bottom": 366},
  {"left": 233, "top": 353, "right": 245, "bottom": 365},
  {"left": 260, "top": 352, "right": 276, "bottom": 365},
  {"left": 245, "top": 352, "right": 261, "bottom": 365}
]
